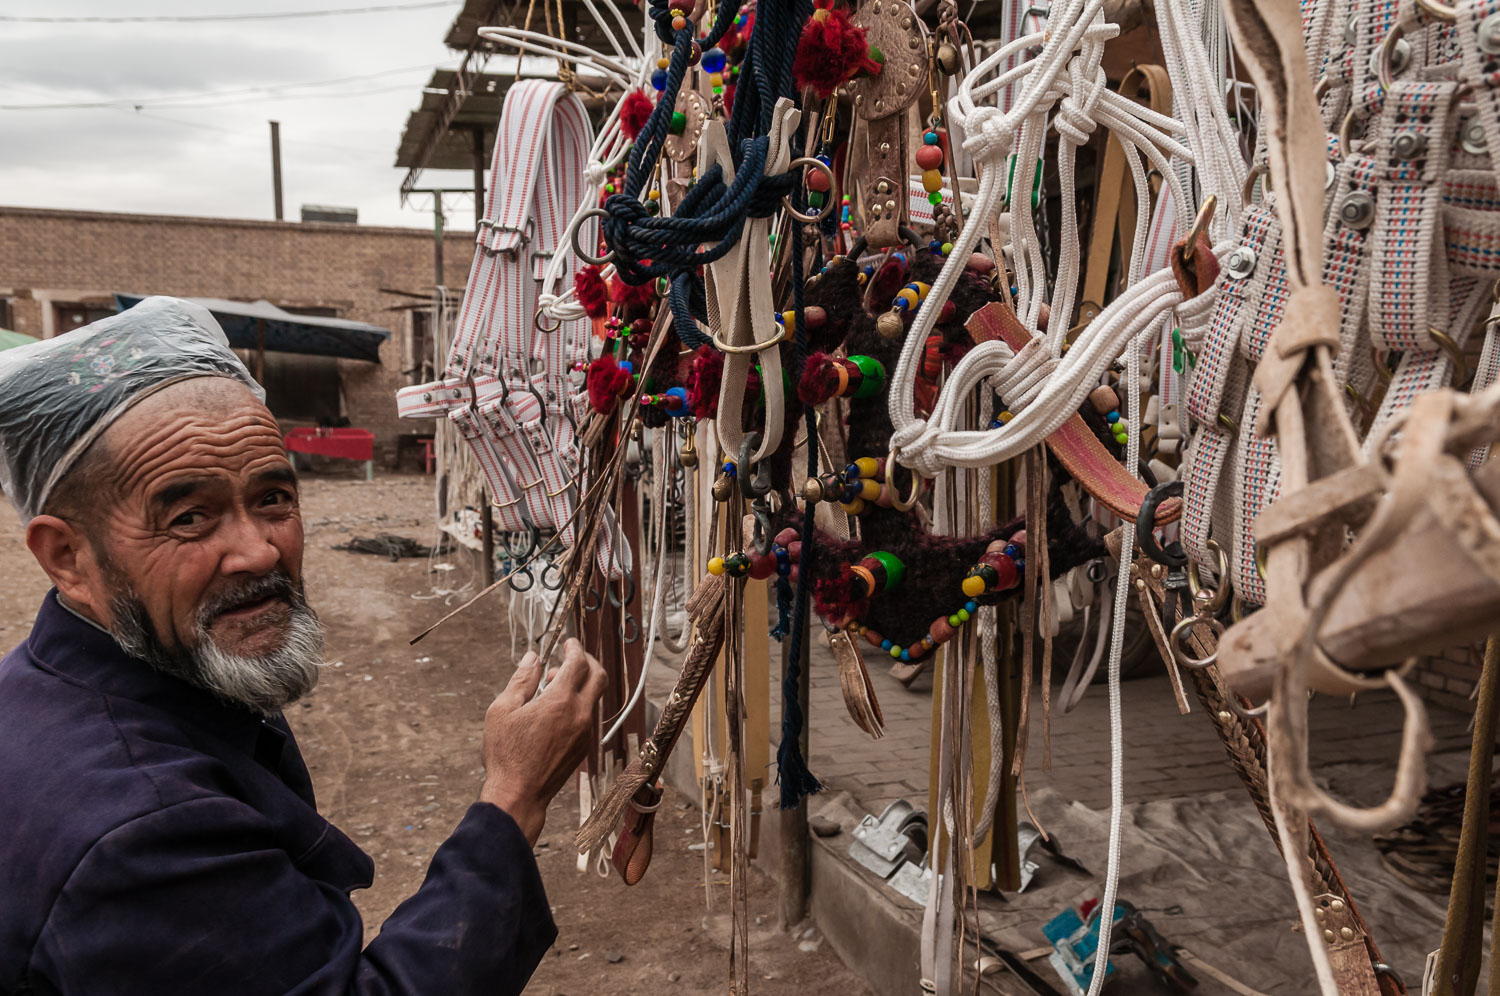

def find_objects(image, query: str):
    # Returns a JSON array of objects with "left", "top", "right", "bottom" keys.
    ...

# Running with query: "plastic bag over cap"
[{"left": 0, "top": 295, "right": 264, "bottom": 521}]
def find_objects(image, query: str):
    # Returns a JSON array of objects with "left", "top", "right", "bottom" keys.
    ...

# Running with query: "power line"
[
  {"left": 0, "top": 1, "right": 457, "bottom": 24},
  {"left": 0, "top": 64, "right": 435, "bottom": 111}
]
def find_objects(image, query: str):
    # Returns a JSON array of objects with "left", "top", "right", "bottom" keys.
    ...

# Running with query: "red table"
[{"left": 284, "top": 427, "right": 375, "bottom": 480}]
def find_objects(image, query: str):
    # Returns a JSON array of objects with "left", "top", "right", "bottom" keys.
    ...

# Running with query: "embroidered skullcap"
[{"left": 0, "top": 296, "right": 264, "bottom": 520}]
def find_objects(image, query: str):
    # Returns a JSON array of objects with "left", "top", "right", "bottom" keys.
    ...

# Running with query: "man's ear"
[{"left": 26, "top": 515, "right": 106, "bottom": 619}]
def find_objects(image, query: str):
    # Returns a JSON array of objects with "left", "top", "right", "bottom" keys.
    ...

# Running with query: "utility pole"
[{"left": 269, "top": 121, "right": 284, "bottom": 221}]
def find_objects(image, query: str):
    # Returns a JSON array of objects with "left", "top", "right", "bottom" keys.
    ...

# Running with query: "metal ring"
[
  {"left": 541, "top": 560, "right": 565, "bottom": 591},
  {"left": 620, "top": 612, "right": 640, "bottom": 644},
  {"left": 508, "top": 566, "right": 536, "bottom": 593},
  {"left": 546, "top": 476, "right": 577, "bottom": 498},
  {"left": 572, "top": 207, "right": 615, "bottom": 265},
  {"left": 710, "top": 322, "right": 789, "bottom": 354},
  {"left": 1414, "top": 0, "right": 1456, "bottom": 21},
  {"left": 534, "top": 308, "right": 564, "bottom": 334},
  {"left": 1186, "top": 539, "right": 1232, "bottom": 614},
  {"left": 782, "top": 157, "right": 838, "bottom": 224},
  {"left": 1228, "top": 694, "right": 1269, "bottom": 719},
  {"left": 1429, "top": 326, "right": 1469, "bottom": 384},
  {"left": 1135, "top": 481, "right": 1186, "bottom": 567},
  {"left": 1169, "top": 614, "right": 1225, "bottom": 670},
  {"left": 1338, "top": 108, "right": 1367, "bottom": 157},
  {"left": 1375, "top": 22, "right": 1407, "bottom": 91},
  {"left": 606, "top": 573, "right": 635, "bottom": 608},
  {"left": 583, "top": 584, "right": 602, "bottom": 612},
  {"left": 1241, "top": 163, "right": 1269, "bottom": 207},
  {"left": 884, "top": 447, "right": 923, "bottom": 511}
]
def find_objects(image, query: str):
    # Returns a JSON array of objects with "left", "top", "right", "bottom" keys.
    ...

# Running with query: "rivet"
[
  {"left": 423, "top": 392, "right": 433, "bottom": 403},
  {"left": 871, "top": 0, "right": 880, "bottom": 11},
  {"left": 1315, "top": 908, "right": 1326, "bottom": 920},
  {"left": 1371, "top": 37, "right": 1410, "bottom": 76},
  {"left": 902, "top": 15, "right": 912, "bottom": 27},
  {"left": 876, "top": 180, "right": 889, "bottom": 193},
  {"left": 1344, "top": 14, "right": 1359, "bottom": 47},
  {"left": 908, "top": 61, "right": 920, "bottom": 74},
  {"left": 875, "top": 98, "right": 885, "bottom": 112},
  {"left": 1150, "top": 563, "right": 1163, "bottom": 578},
  {"left": 1481, "top": 13, "right": 1500, "bottom": 54},
  {"left": 1391, "top": 130, "right": 1428, "bottom": 160},
  {"left": 1217, "top": 710, "right": 1231, "bottom": 721},
  {"left": 880, "top": 141, "right": 891, "bottom": 154},
  {"left": 1226, "top": 245, "right": 1257, "bottom": 279},
  {"left": 1462, "top": 118, "right": 1488, "bottom": 154},
  {"left": 1339, "top": 191, "right": 1374, "bottom": 229},
  {"left": 909, "top": 36, "right": 920, "bottom": 49},
  {"left": 1323, "top": 930, "right": 1336, "bottom": 943},
  {"left": 1340, "top": 927, "right": 1354, "bottom": 940},
  {"left": 885, "top": 199, "right": 896, "bottom": 211},
  {"left": 1330, "top": 899, "right": 1345, "bottom": 912},
  {"left": 1135, "top": 578, "right": 1146, "bottom": 590},
  {"left": 897, "top": 83, "right": 907, "bottom": 95}
]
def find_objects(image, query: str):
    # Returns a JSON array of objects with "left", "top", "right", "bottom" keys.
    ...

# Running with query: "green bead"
[
  {"left": 889, "top": 645, "right": 902, "bottom": 659},
  {"left": 808, "top": 190, "right": 825, "bottom": 208},
  {"left": 957, "top": 608, "right": 971, "bottom": 622},
  {"left": 948, "top": 614, "right": 961, "bottom": 627},
  {"left": 868, "top": 550, "right": 905, "bottom": 590},
  {"left": 850, "top": 354, "right": 887, "bottom": 399},
  {"left": 928, "top": 191, "right": 942, "bottom": 205},
  {"left": 669, "top": 110, "right": 687, "bottom": 134}
]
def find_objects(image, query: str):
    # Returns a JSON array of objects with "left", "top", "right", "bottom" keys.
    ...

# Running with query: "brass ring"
[
  {"left": 496, "top": 495, "right": 525, "bottom": 508},
  {"left": 1414, "top": 0, "right": 1457, "bottom": 21},
  {"left": 1228, "top": 694, "right": 1269, "bottom": 719},
  {"left": 572, "top": 207, "right": 615, "bottom": 266},
  {"left": 1371, "top": 347, "right": 1395, "bottom": 383},
  {"left": 1339, "top": 108, "right": 1367, "bottom": 157},
  {"left": 782, "top": 157, "right": 838, "bottom": 224},
  {"left": 884, "top": 447, "right": 923, "bottom": 512},
  {"left": 1186, "top": 538, "right": 1231, "bottom": 614},
  {"left": 534, "top": 308, "right": 563, "bottom": 334},
  {"left": 1169, "top": 614, "right": 1224, "bottom": 670},
  {"left": 1375, "top": 22, "right": 1407, "bottom": 92},
  {"left": 1429, "top": 326, "right": 1469, "bottom": 384},
  {"left": 1241, "top": 163, "right": 1269, "bottom": 207},
  {"left": 710, "top": 323, "right": 790, "bottom": 354},
  {"left": 546, "top": 477, "right": 576, "bottom": 497},
  {"left": 520, "top": 478, "right": 544, "bottom": 490},
  {"left": 1217, "top": 412, "right": 1239, "bottom": 434}
]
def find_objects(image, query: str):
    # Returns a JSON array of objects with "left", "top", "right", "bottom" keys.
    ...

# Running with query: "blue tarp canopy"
[{"left": 114, "top": 294, "right": 390, "bottom": 363}]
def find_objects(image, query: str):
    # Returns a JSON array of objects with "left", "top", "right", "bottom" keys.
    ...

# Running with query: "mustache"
[{"left": 197, "top": 569, "right": 305, "bottom": 626}]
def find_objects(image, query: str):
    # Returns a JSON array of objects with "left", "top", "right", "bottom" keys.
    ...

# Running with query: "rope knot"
[
  {"left": 961, "top": 105, "right": 1012, "bottom": 165},
  {"left": 989, "top": 336, "right": 1058, "bottom": 413}
]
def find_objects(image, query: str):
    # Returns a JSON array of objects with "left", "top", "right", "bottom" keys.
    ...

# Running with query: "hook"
[
  {"left": 737, "top": 433, "right": 773, "bottom": 500},
  {"left": 1135, "top": 481, "right": 1187, "bottom": 568}
]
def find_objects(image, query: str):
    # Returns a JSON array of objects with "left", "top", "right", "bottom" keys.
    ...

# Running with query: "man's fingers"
[
  {"left": 500, "top": 651, "right": 542, "bottom": 703},
  {"left": 582, "top": 654, "right": 609, "bottom": 704},
  {"left": 554, "top": 638, "right": 592, "bottom": 690}
]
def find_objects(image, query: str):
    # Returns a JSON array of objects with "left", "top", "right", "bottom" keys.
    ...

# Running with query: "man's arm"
[{"left": 31, "top": 796, "right": 554, "bottom": 996}]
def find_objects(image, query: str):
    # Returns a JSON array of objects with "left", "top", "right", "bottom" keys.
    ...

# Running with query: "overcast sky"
[{"left": 0, "top": 1, "right": 503, "bottom": 229}]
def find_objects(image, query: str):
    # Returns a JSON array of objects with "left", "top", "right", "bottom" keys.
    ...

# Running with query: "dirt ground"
[{"left": 0, "top": 471, "right": 869, "bottom": 996}]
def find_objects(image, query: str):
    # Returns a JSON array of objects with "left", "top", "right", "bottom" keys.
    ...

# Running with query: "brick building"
[{"left": 0, "top": 205, "right": 474, "bottom": 467}]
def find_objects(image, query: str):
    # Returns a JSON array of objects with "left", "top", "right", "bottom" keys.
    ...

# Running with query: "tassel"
[
  {"left": 609, "top": 275, "right": 658, "bottom": 315},
  {"left": 792, "top": 5, "right": 882, "bottom": 100},
  {"left": 586, "top": 354, "right": 633, "bottom": 414},
  {"left": 619, "top": 88, "right": 655, "bottom": 139},
  {"left": 574, "top": 264, "right": 609, "bottom": 319},
  {"left": 771, "top": 576, "right": 793, "bottom": 640},
  {"left": 685, "top": 345, "right": 724, "bottom": 418}
]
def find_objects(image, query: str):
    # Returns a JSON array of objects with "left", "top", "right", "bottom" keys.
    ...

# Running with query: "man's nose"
[{"left": 217, "top": 511, "right": 282, "bottom": 576}]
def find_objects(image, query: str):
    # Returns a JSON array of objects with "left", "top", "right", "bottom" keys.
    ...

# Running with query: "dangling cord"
[
  {"left": 1085, "top": 339, "right": 1141, "bottom": 996},
  {"left": 776, "top": 213, "right": 823, "bottom": 808}
]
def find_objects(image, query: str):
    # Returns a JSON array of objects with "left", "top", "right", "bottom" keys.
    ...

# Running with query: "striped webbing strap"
[
  {"left": 1368, "top": 80, "right": 1461, "bottom": 352},
  {"left": 1458, "top": 0, "right": 1500, "bottom": 159}
]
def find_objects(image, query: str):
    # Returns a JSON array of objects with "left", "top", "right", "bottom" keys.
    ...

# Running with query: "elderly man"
[{"left": 0, "top": 297, "right": 605, "bottom": 994}]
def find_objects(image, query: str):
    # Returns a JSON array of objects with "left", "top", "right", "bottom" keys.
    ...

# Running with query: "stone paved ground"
[{"left": 652, "top": 632, "right": 1476, "bottom": 819}]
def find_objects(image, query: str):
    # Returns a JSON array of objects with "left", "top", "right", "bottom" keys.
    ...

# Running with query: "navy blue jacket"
[{"left": 0, "top": 592, "right": 557, "bottom": 994}]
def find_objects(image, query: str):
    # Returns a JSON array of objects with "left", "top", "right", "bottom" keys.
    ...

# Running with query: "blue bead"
[
  {"left": 651, "top": 69, "right": 668, "bottom": 91},
  {"left": 989, "top": 420, "right": 1002, "bottom": 429},
  {"left": 1004, "top": 544, "right": 1019, "bottom": 558},
  {"left": 965, "top": 601, "right": 978, "bottom": 613},
  {"left": 900, "top": 649, "right": 911, "bottom": 661},
  {"left": 723, "top": 462, "right": 736, "bottom": 476},
  {"left": 618, "top": 359, "right": 634, "bottom": 374},
  {"left": 881, "top": 639, "right": 893, "bottom": 651},
  {"left": 701, "top": 46, "right": 726, "bottom": 72},
  {"left": 923, "top": 131, "right": 939, "bottom": 145},
  {"left": 1106, "top": 410, "right": 1120, "bottom": 423},
  {"left": 845, "top": 463, "right": 860, "bottom": 480}
]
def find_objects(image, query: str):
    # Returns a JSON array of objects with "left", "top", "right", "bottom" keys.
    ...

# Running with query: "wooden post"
[
  {"left": 480, "top": 492, "right": 495, "bottom": 586},
  {"left": 471, "top": 126, "right": 486, "bottom": 231},
  {"left": 269, "top": 121, "right": 284, "bottom": 221},
  {"left": 778, "top": 622, "right": 812, "bottom": 928},
  {"left": 254, "top": 317, "right": 266, "bottom": 384},
  {"left": 433, "top": 191, "right": 445, "bottom": 289}
]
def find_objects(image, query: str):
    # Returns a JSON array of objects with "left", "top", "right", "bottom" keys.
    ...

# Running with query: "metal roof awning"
[
  {"left": 113, "top": 294, "right": 391, "bottom": 363},
  {"left": 0, "top": 329, "right": 37, "bottom": 352}
]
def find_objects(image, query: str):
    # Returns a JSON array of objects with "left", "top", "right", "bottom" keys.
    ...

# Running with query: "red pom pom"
[
  {"left": 574, "top": 264, "right": 609, "bottom": 319},
  {"left": 619, "top": 89, "right": 655, "bottom": 140},
  {"left": 798, "top": 352, "right": 842, "bottom": 406},
  {"left": 814, "top": 565, "right": 870, "bottom": 626},
  {"left": 685, "top": 346, "right": 724, "bottom": 418},
  {"left": 793, "top": 7, "right": 882, "bottom": 100},
  {"left": 586, "top": 354, "right": 633, "bottom": 414},
  {"left": 609, "top": 276, "right": 657, "bottom": 314}
]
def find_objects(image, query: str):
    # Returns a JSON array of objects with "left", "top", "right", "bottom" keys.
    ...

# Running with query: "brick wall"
[
  {"left": 1412, "top": 643, "right": 1484, "bottom": 714},
  {"left": 0, "top": 206, "right": 474, "bottom": 465}
]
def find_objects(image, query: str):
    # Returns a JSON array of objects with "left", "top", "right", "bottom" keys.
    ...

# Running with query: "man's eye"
[
  {"left": 170, "top": 511, "right": 205, "bottom": 529},
  {"left": 261, "top": 489, "right": 295, "bottom": 507}
]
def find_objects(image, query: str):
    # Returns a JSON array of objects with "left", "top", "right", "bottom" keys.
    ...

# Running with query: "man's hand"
[{"left": 478, "top": 639, "right": 607, "bottom": 844}]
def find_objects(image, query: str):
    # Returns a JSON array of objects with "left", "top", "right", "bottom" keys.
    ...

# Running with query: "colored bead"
[
  {"left": 1106, "top": 410, "right": 1120, "bottom": 423},
  {"left": 853, "top": 456, "right": 881, "bottom": 479},
  {"left": 748, "top": 554, "right": 777, "bottom": 580},
  {"left": 942, "top": 242, "right": 954, "bottom": 254},
  {"left": 881, "top": 639, "right": 893, "bottom": 651},
  {"left": 900, "top": 649, "right": 910, "bottom": 661},
  {"left": 657, "top": 56, "right": 670, "bottom": 70},
  {"left": 965, "top": 601, "right": 978, "bottom": 613},
  {"left": 923, "top": 131, "right": 939, "bottom": 145},
  {"left": 868, "top": 551, "right": 905, "bottom": 590},
  {"left": 948, "top": 614, "right": 962, "bottom": 627},
  {"left": 648, "top": 189, "right": 660, "bottom": 200},
  {"left": 922, "top": 169, "right": 943, "bottom": 194},
  {"left": 775, "top": 526, "right": 800, "bottom": 547},
  {"left": 688, "top": 41, "right": 702, "bottom": 66},
  {"left": 989, "top": 554, "right": 1018, "bottom": 591},
  {"left": 669, "top": 111, "right": 687, "bottom": 134},
  {"left": 808, "top": 191, "right": 824, "bottom": 208},
  {"left": 671, "top": 14, "right": 688, "bottom": 30},
  {"left": 707, "top": 556, "right": 725, "bottom": 576},
  {"left": 962, "top": 574, "right": 986, "bottom": 598},
  {"left": 915, "top": 144, "right": 944, "bottom": 170},
  {"left": 651, "top": 69, "right": 668, "bottom": 90},
  {"left": 702, "top": 46, "right": 726, "bottom": 72},
  {"left": 858, "top": 478, "right": 882, "bottom": 501},
  {"left": 850, "top": 355, "right": 887, "bottom": 398},
  {"left": 957, "top": 608, "right": 971, "bottom": 622},
  {"left": 841, "top": 497, "right": 865, "bottom": 515},
  {"left": 930, "top": 617, "right": 956, "bottom": 643},
  {"left": 928, "top": 191, "right": 943, "bottom": 206},
  {"left": 807, "top": 167, "right": 831, "bottom": 192}
]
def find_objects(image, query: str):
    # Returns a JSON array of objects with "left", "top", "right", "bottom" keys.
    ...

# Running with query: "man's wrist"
[{"left": 479, "top": 780, "right": 546, "bottom": 844}]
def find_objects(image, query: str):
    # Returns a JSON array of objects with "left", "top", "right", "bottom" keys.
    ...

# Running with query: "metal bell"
[
  {"left": 877, "top": 311, "right": 905, "bottom": 340},
  {"left": 712, "top": 472, "right": 734, "bottom": 502},
  {"left": 680, "top": 431, "right": 699, "bottom": 468},
  {"left": 936, "top": 41, "right": 961, "bottom": 74}
]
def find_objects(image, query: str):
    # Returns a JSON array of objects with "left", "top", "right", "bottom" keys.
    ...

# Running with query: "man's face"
[{"left": 55, "top": 378, "right": 322, "bottom": 713}]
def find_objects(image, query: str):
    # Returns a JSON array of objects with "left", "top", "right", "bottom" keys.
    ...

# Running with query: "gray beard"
[{"left": 106, "top": 568, "right": 323, "bottom": 716}]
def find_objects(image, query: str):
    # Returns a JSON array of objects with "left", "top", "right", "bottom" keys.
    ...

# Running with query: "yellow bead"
[
  {"left": 962, "top": 575, "right": 986, "bottom": 598},
  {"left": 710, "top": 72, "right": 723, "bottom": 87},
  {"left": 889, "top": 646, "right": 902, "bottom": 659},
  {"left": 897, "top": 288, "right": 919, "bottom": 307},
  {"left": 780, "top": 310, "right": 797, "bottom": 333},
  {"left": 648, "top": 189, "right": 660, "bottom": 201},
  {"left": 840, "top": 497, "right": 866, "bottom": 515},
  {"left": 854, "top": 456, "right": 880, "bottom": 478},
  {"left": 859, "top": 478, "right": 882, "bottom": 500},
  {"left": 999, "top": 410, "right": 1014, "bottom": 423},
  {"left": 912, "top": 281, "right": 931, "bottom": 298},
  {"left": 657, "top": 57, "right": 669, "bottom": 70},
  {"left": 922, "top": 169, "right": 943, "bottom": 193},
  {"left": 707, "top": 557, "right": 725, "bottom": 576}
]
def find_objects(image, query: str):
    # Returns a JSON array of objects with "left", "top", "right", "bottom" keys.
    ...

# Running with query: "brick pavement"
[{"left": 648, "top": 620, "right": 1475, "bottom": 818}]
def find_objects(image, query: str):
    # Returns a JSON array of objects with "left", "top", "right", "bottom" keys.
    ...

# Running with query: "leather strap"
[{"left": 846, "top": 0, "right": 925, "bottom": 249}]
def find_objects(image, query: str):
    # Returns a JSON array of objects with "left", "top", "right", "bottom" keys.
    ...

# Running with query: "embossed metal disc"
[
  {"left": 663, "top": 90, "right": 709, "bottom": 163},
  {"left": 847, "top": 0, "right": 927, "bottom": 121}
]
